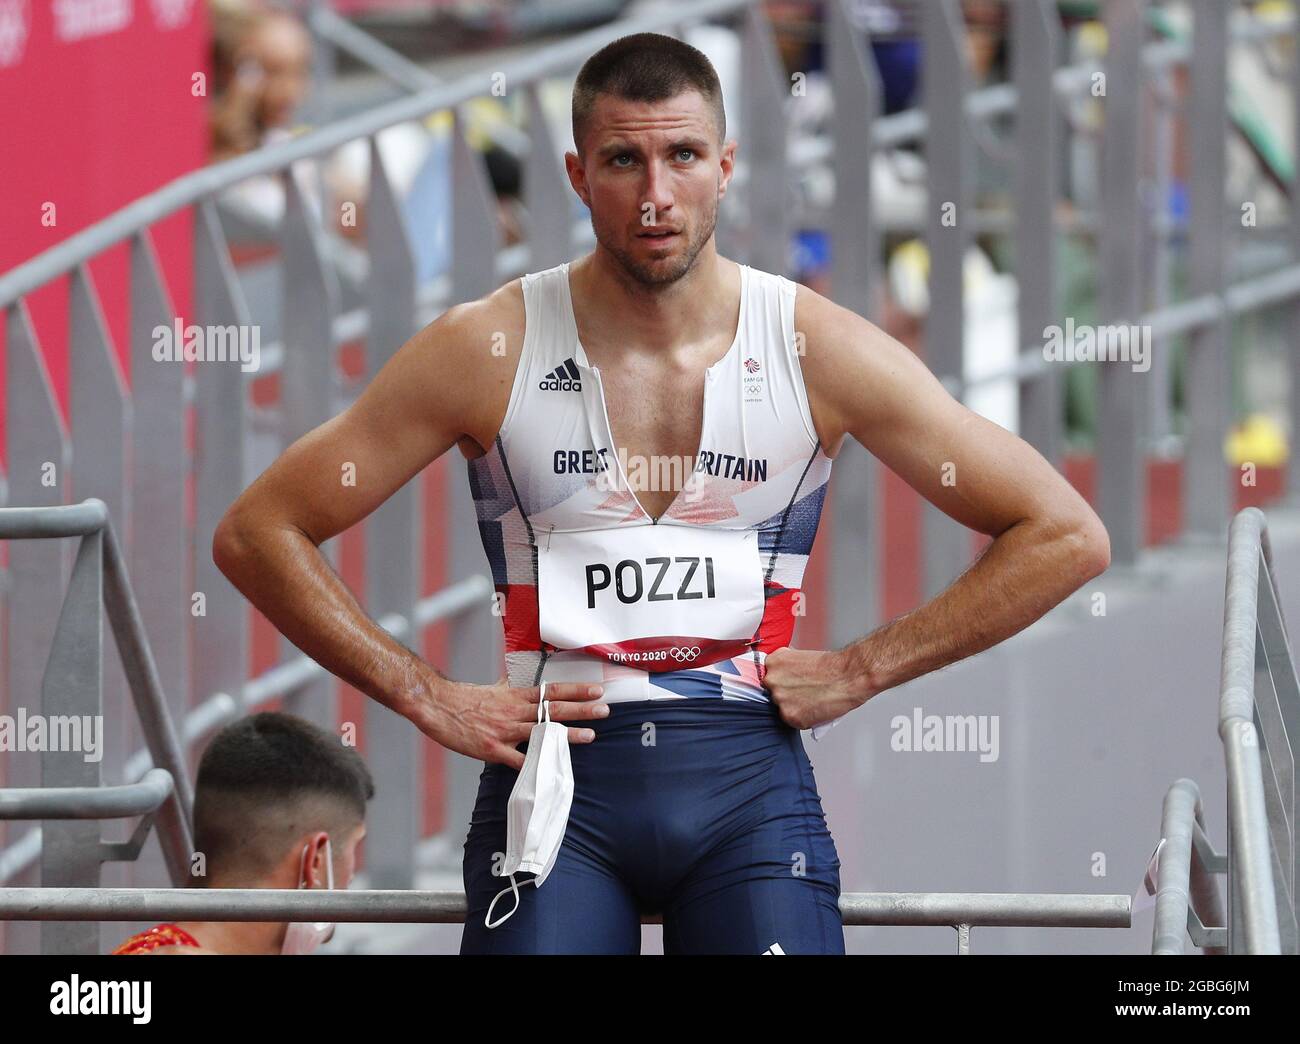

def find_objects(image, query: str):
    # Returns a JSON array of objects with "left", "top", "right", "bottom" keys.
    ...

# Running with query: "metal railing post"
[
  {"left": 1249, "top": 549, "right": 1299, "bottom": 950},
  {"left": 1096, "top": 0, "right": 1146, "bottom": 567},
  {"left": 922, "top": 0, "right": 974, "bottom": 598},
  {"left": 70, "top": 259, "right": 139, "bottom": 926},
  {"left": 39, "top": 528, "right": 104, "bottom": 955},
  {"left": 101, "top": 516, "right": 196, "bottom": 838},
  {"left": 740, "top": 3, "right": 788, "bottom": 274},
  {"left": 193, "top": 199, "right": 251, "bottom": 729},
  {"left": 363, "top": 139, "right": 422, "bottom": 889},
  {"left": 1152, "top": 779, "right": 1227, "bottom": 954},
  {"left": 524, "top": 83, "right": 574, "bottom": 270},
  {"left": 1013, "top": 0, "right": 1062, "bottom": 465},
  {"left": 441, "top": 95, "right": 518, "bottom": 854},
  {"left": 280, "top": 166, "right": 343, "bottom": 733},
  {"left": 1219, "top": 509, "right": 1284, "bottom": 952},
  {"left": 826, "top": 0, "right": 884, "bottom": 641},
  {"left": 1184, "top": 0, "right": 1231, "bottom": 540},
  {"left": 1290, "top": 7, "right": 1300, "bottom": 504},
  {"left": 69, "top": 266, "right": 130, "bottom": 794},
  {"left": 451, "top": 108, "right": 500, "bottom": 306},
  {"left": 128, "top": 230, "right": 190, "bottom": 910},
  {"left": 3, "top": 302, "right": 69, "bottom": 956}
]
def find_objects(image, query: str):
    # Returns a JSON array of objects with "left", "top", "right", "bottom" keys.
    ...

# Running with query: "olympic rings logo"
[{"left": 669, "top": 646, "right": 701, "bottom": 662}]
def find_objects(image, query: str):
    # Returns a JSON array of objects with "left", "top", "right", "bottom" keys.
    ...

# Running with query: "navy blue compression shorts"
[{"left": 459, "top": 698, "right": 845, "bottom": 955}]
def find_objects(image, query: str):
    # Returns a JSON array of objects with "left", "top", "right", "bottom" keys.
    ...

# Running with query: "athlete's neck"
[
  {"left": 570, "top": 245, "right": 739, "bottom": 358},
  {"left": 170, "top": 865, "right": 301, "bottom": 953},
  {"left": 172, "top": 917, "right": 286, "bottom": 955}
]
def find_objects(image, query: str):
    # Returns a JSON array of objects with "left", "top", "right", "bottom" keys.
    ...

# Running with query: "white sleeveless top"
[{"left": 466, "top": 262, "right": 834, "bottom": 705}]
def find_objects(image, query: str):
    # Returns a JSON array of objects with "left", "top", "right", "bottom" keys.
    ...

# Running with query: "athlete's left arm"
[{"left": 762, "top": 284, "right": 1111, "bottom": 730}]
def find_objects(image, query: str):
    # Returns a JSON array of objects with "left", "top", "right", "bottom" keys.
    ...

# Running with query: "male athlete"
[
  {"left": 113, "top": 712, "right": 372, "bottom": 955},
  {"left": 213, "top": 33, "right": 1110, "bottom": 954}
]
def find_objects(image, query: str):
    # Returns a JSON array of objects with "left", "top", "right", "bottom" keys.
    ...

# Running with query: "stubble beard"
[{"left": 592, "top": 192, "right": 719, "bottom": 289}]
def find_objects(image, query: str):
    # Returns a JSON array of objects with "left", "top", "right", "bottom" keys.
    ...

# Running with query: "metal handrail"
[
  {"left": 0, "top": 499, "right": 195, "bottom": 886},
  {"left": 0, "top": 500, "right": 109, "bottom": 539},
  {"left": 795, "top": 10, "right": 1294, "bottom": 161},
  {"left": 944, "top": 261, "right": 1300, "bottom": 398},
  {"left": 1217, "top": 507, "right": 1295, "bottom": 953},
  {"left": 0, "top": 887, "right": 1130, "bottom": 931},
  {"left": 306, "top": 6, "right": 531, "bottom": 157},
  {"left": 1146, "top": 508, "right": 1300, "bottom": 955},
  {"left": 1151, "top": 778, "right": 1227, "bottom": 955},
  {"left": 0, "top": 770, "right": 175, "bottom": 822}
]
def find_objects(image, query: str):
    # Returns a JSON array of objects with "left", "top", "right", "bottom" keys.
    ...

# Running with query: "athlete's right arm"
[{"left": 212, "top": 287, "right": 605, "bottom": 769}]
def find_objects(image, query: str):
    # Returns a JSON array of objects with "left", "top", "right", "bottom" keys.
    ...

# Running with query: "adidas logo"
[
  {"left": 539, "top": 358, "right": 582, "bottom": 392},
  {"left": 761, "top": 942, "right": 785, "bottom": 955}
]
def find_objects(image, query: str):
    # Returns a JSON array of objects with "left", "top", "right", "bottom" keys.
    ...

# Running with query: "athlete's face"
[{"left": 567, "top": 90, "right": 736, "bottom": 287}]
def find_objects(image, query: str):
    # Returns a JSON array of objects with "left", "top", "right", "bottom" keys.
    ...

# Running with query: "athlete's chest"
[
  {"left": 508, "top": 357, "right": 800, "bottom": 534},
  {"left": 590, "top": 358, "right": 713, "bottom": 520},
  {"left": 494, "top": 270, "right": 819, "bottom": 529}
]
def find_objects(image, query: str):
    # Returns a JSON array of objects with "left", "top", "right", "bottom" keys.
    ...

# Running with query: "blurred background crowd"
[{"left": 196, "top": 0, "right": 1296, "bottom": 466}]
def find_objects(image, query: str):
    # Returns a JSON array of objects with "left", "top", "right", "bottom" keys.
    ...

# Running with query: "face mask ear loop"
[
  {"left": 487, "top": 686, "right": 551, "bottom": 930},
  {"left": 485, "top": 874, "right": 522, "bottom": 929},
  {"left": 301, "top": 837, "right": 335, "bottom": 939},
  {"left": 299, "top": 837, "right": 334, "bottom": 891}
]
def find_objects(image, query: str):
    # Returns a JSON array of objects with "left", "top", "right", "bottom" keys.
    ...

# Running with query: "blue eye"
[{"left": 676, "top": 149, "right": 696, "bottom": 162}]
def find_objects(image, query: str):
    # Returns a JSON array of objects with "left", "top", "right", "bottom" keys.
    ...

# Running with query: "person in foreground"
[
  {"left": 112, "top": 712, "right": 373, "bottom": 955},
  {"left": 211, "top": 33, "right": 1110, "bottom": 954}
]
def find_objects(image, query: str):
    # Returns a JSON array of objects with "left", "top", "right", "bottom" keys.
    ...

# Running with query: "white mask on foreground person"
[
  {"left": 485, "top": 685, "right": 575, "bottom": 929},
  {"left": 811, "top": 716, "right": 844, "bottom": 741},
  {"left": 281, "top": 837, "right": 336, "bottom": 955}
]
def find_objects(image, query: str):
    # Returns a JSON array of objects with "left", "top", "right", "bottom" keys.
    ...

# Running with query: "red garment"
[{"left": 111, "top": 923, "right": 202, "bottom": 955}]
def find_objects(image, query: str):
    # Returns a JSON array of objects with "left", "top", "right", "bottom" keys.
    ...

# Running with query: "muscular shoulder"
[
  {"left": 791, "top": 280, "right": 982, "bottom": 463},
  {"left": 789, "top": 281, "right": 898, "bottom": 457},
  {"left": 436, "top": 278, "right": 526, "bottom": 352},
  {"left": 414, "top": 278, "right": 527, "bottom": 455}
]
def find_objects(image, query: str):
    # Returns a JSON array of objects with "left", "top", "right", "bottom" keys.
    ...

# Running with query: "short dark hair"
[
  {"left": 572, "top": 32, "right": 726, "bottom": 158},
  {"left": 192, "top": 712, "right": 375, "bottom": 883}
]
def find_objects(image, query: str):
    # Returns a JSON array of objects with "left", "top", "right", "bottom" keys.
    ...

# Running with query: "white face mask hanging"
[
  {"left": 485, "top": 685, "right": 575, "bottom": 929},
  {"left": 281, "top": 837, "right": 335, "bottom": 955}
]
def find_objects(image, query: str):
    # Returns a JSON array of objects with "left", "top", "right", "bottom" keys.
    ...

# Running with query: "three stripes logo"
[{"left": 539, "top": 358, "right": 582, "bottom": 392}]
